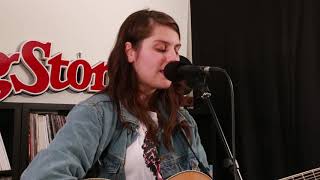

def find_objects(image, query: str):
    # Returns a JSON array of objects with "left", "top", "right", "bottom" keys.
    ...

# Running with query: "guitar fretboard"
[{"left": 279, "top": 167, "right": 320, "bottom": 180}]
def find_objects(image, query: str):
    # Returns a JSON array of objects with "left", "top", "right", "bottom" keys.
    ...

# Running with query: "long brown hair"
[{"left": 106, "top": 9, "right": 190, "bottom": 150}]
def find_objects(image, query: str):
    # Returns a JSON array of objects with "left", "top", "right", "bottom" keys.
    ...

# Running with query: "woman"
[{"left": 21, "top": 9, "right": 210, "bottom": 180}]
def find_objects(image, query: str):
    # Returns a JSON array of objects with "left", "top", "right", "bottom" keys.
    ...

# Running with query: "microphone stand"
[{"left": 195, "top": 70, "right": 243, "bottom": 180}]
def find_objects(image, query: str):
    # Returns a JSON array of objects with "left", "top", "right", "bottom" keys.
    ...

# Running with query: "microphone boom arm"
[{"left": 198, "top": 68, "right": 243, "bottom": 180}]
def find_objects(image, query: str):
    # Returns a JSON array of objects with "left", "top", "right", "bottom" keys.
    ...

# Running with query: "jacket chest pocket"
[
  {"left": 160, "top": 153, "right": 199, "bottom": 179},
  {"left": 97, "top": 153, "right": 123, "bottom": 180}
]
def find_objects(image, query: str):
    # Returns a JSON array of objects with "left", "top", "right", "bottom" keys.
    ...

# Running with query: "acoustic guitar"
[
  {"left": 167, "top": 170, "right": 212, "bottom": 180},
  {"left": 86, "top": 170, "right": 212, "bottom": 180},
  {"left": 278, "top": 167, "right": 320, "bottom": 180}
]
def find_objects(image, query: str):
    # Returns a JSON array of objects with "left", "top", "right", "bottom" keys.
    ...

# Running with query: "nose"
[{"left": 165, "top": 48, "right": 179, "bottom": 63}]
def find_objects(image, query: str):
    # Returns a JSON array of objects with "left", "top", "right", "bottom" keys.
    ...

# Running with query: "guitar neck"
[{"left": 279, "top": 167, "right": 320, "bottom": 180}]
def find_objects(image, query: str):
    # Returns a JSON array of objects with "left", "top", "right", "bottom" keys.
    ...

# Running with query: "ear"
[{"left": 125, "top": 42, "right": 136, "bottom": 63}]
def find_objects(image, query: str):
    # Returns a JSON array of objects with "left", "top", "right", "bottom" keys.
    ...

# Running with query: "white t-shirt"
[{"left": 124, "top": 111, "right": 158, "bottom": 180}]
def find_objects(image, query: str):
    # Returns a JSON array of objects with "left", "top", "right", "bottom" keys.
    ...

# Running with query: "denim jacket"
[{"left": 21, "top": 93, "right": 209, "bottom": 180}]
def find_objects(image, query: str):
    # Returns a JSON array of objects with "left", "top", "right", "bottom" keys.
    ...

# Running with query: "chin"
[{"left": 157, "top": 80, "right": 172, "bottom": 89}]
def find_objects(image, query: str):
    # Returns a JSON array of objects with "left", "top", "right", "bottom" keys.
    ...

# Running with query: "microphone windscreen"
[
  {"left": 179, "top": 55, "right": 192, "bottom": 65},
  {"left": 164, "top": 55, "right": 192, "bottom": 82},
  {"left": 164, "top": 61, "right": 182, "bottom": 82}
]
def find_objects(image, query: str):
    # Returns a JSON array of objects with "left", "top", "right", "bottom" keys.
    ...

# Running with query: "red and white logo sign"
[{"left": 0, "top": 40, "right": 108, "bottom": 101}]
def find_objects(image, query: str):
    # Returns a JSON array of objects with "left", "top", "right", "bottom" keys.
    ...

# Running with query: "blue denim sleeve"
[
  {"left": 21, "top": 103, "right": 112, "bottom": 180},
  {"left": 192, "top": 116, "right": 210, "bottom": 170},
  {"left": 179, "top": 108, "right": 210, "bottom": 169}
]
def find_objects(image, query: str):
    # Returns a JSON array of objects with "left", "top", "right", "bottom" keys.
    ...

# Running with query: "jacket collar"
[
  {"left": 119, "top": 104, "right": 140, "bottom": 126},
  {"left": 119, "top": 101, "right": 186, "bottom": 126},
  {"left": 157, "top": 101, "right": 187, "bottom": 123}
]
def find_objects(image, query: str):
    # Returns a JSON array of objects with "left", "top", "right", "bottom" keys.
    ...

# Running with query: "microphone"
[{"left": 163, "top": 56, "right": 213, "bottom": 83}]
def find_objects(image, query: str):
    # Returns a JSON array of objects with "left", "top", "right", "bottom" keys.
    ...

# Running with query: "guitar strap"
[{"left": 142, "top": 131, "right": 164, "bottom": 180}]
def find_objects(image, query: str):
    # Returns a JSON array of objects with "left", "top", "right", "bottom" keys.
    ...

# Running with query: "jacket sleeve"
[
  {"left": 179, "top": 108, "right": 210, "bottom": 170},
  {"left": 21, "top": 103, "right": 113, "bottom": 180}
]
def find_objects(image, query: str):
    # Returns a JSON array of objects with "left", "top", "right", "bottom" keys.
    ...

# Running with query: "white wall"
[{"left": 0, "top": 0, "right": 191, "bottom": 104}]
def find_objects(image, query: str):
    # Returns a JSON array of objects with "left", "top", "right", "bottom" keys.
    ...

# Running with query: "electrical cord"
[{"left": 201, "top": 66, "right": 243, "bottom": 180}]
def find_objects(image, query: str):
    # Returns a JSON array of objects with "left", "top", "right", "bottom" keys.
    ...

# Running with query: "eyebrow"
[{"left": 154, "top": 40, "right": 181, "bottom": 48}]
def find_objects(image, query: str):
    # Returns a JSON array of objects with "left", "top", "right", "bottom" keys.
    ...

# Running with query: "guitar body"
[
  {"left": 168, "top": 170, "right": 212, "bottom": 180},
  {"left": 86, "top": 170, "right": 212, "bottom": 180}
]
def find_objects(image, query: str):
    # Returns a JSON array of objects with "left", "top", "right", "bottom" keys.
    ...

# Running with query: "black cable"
[
  {"left": 210, "top": 67, "right": 238, "bottom": 179},
  {"left": 178, "top": 127, "right": 213, "bottom": 179},
  {"left": 208, "top": 67, "right": 243, "bottom": 180}
]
